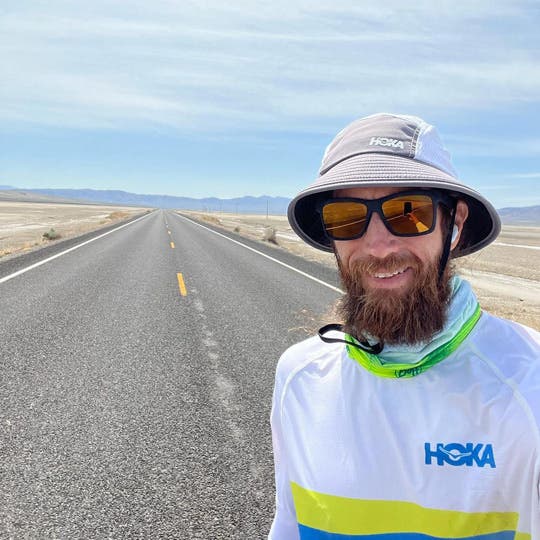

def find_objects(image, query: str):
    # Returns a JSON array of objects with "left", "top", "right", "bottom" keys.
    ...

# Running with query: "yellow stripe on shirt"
[{"left": 290, "top": 482, "right": 523, "bottom": 538}]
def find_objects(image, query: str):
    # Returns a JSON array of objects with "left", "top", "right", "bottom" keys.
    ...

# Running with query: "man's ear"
[{"left": 451, "top": 200, "right": 469, "bottom": 250}]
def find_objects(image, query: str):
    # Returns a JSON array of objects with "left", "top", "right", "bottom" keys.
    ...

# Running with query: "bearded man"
[{"left": 269, "top": 113, "right": 540, "bottom": 539}]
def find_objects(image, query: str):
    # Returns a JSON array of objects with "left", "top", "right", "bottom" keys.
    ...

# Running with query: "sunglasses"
[{"left": 319, "top": 190, "right": 454, "bottom": 241}]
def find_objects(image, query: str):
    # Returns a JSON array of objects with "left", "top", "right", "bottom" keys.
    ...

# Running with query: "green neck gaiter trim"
[{"left": 345, "top": 304, "right": 482, "bottom": 378}]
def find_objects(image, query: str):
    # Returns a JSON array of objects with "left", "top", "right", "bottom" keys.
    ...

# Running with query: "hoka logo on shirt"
[{"left": 424, "top": 442, "right": 496, "bottom": 468}]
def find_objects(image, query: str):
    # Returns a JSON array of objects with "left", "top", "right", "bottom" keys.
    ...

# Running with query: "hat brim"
[{"left": 288, "top": 154, "right": 501, "bottom": 258}]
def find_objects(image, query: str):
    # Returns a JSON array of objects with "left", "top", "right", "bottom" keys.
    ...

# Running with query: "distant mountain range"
[
  {"left": 1, "top": 185, "right": 539, "bottom": 224},
  {"left": 496, "top": 205, "right": 540, "bottom": 226},
  {"left": 0, "top": 186, "right": 290, "bottom": 214}
]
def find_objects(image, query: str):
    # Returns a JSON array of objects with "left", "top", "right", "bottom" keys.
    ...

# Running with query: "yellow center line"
[
  {"left": 170, "top": 241, "right": 175, "bottom": 249},
  {"left": 177, "top": 273, "right": 187, "bottom": 296}
]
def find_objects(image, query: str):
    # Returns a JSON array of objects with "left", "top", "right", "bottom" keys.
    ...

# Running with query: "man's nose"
[{"left": 360, "top": 212, "right": 400, "bottom": 258}]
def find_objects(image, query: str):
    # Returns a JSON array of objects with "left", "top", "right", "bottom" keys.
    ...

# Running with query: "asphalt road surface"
[{"left": 0, "top": 210, "right": 341, "bottom": 539}]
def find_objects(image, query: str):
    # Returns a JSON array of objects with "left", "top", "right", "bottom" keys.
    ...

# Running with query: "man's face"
[
  {"left": 333, "top": 186, "right": 446, "bottom": 293},
  {"left": 332, "top": 186, "right": 467, "bottom": 345}
]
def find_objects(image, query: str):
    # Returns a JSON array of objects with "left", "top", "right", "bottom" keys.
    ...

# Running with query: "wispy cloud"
[
  {"left": 445, "top": 135, "right": 540, "bottom": 157},
  {"left": 507, "top": 172, "right": 540, "bottom": 179},
  {"left": 2, "top": 1, "right": 539, "bottom": 204},
  {"left": 2, "top": 0, "right": 539, "bottom": 135}
]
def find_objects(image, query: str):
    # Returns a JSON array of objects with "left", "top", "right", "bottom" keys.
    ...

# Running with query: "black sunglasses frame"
[{"left": 317, "top": 189, "right": 455, "bottom": 241}]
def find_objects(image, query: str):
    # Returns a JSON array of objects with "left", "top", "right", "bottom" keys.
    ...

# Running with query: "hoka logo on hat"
[
  {"left": 368, "top": 136, "right": 405, "bottom": 149},
  {"left": 424, "top": 442, "right": 496, "bottom": 468}
]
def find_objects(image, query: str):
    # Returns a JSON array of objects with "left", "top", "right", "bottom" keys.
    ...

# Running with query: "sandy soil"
[
  {"left": 182, "top": 211, "right": 540, "bottom": 331},
  {"left": 0, "top": 201, "right": 151, "bottom": 261}
]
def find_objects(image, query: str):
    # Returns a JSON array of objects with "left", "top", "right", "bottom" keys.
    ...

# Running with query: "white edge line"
[
  {"left": 0, "top": 212, "right": 152, "bottom": 284},
  {"left": 176, "top": 213, "right": 343, "bottom": 295},
  {"left": 493, "top": 242, "right": 540, "bottom": 251}
]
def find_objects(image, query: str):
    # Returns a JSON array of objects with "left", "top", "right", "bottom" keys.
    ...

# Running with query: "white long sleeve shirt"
[{"left": 269, "top": 311, "right": 540, "bottom": 540}]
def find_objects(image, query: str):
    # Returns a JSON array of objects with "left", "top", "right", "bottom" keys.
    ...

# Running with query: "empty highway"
[{"left": 0, "top": 210, "right": 341, "bottom": 539}]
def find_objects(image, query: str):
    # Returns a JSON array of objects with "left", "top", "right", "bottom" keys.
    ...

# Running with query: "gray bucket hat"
[{"left": 288, "top": 113, "right": 501, "bottom": 257}]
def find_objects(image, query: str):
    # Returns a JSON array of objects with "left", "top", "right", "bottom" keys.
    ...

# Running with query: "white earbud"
[{"left": 451, "top": 225, "right": 459, "bottom": 243}]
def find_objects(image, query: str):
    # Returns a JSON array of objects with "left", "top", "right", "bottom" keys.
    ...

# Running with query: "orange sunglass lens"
[
  {"left": 322, "top": 201, "right": 368, "bottom": 239},
  {"left": 381, "top": 195, "right": 434, "bottom": 234}
]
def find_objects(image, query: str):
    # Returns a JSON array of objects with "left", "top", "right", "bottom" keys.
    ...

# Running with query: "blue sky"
[{"left": 1, "top": 0, "right": 540, "bottom": 208}]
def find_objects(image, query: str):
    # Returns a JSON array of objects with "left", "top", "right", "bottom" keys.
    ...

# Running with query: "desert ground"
[
  {"left": 182, "top": 211, "right": 540, "bottom": 331},
  {"left": 0, "top": 201, "right": 151, "bottom": 261}
]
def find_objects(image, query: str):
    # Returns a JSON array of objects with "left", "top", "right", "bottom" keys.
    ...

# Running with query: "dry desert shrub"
[
  {"left": 43, "top": 228, "right": 60, "bottom": 240},
  {"left": 107, "top": 211, "right": 130, "bottom": 220},
  {"left": 262, "top": 227, "right": 278, "bottom": 244},
  {"left": 201, "top": 215, "right": 222, "bottom": 225}
]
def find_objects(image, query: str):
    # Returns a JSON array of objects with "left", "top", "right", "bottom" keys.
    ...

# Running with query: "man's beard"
[{"left": 337, "top": 252, "right": 453, "bottom": 346}]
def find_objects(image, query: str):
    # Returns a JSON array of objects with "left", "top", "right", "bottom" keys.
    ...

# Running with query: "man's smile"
[
  {"left": 371, "top": 267, "right": 410, "bottom": 279},
  {"left": 364, "top": 266, "right": 414, "bottom": 290}
]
